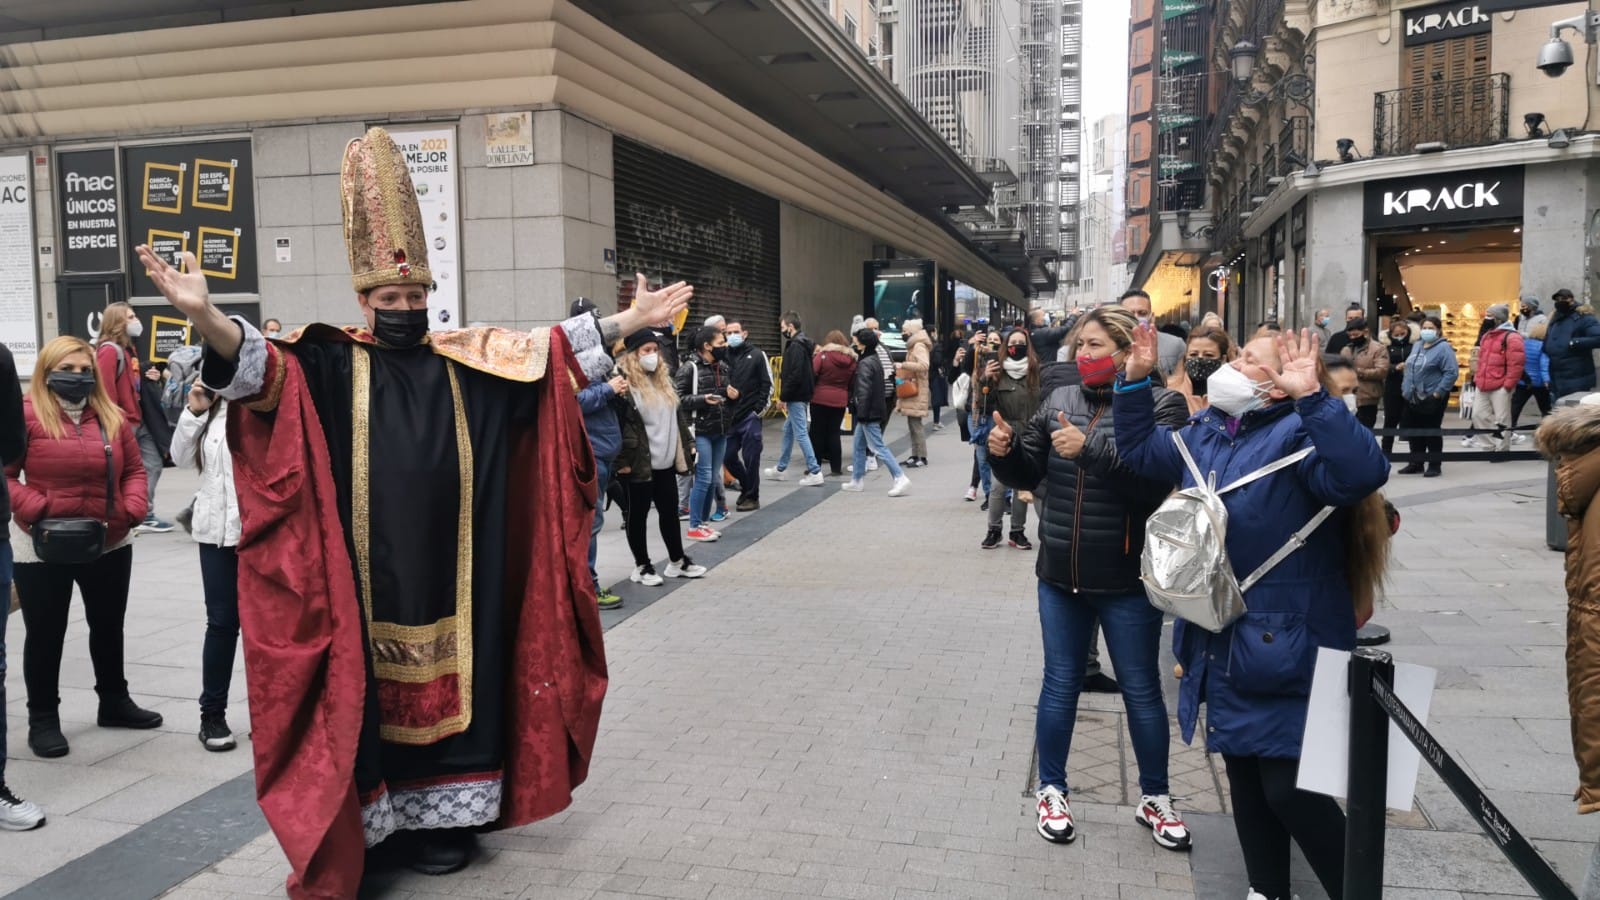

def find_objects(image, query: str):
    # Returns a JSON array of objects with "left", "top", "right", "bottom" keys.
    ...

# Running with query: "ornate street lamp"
[{"left": 1229, "top": 38, "right": 1313, "bottom": 105}]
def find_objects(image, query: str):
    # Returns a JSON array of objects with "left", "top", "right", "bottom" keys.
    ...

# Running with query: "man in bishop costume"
[{"left": 135, "top": 127, "right": 691, "bottom": 899}]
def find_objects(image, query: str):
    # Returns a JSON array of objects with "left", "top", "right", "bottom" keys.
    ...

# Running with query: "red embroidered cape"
[{"left": 226, "top": 327, "right": 607, "bottom": 899}]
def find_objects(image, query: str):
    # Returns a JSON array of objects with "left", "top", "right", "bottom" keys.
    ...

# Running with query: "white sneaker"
[
  {"left": 665, "top": 557, "right": 706, "bottom": 579},
  {"left": 0, "top": 784, "right": 44, "bottom": 831},
  {"left": 630, "top": 564, "right": 664, "bottom": 587},
  {"left": 1511, "top": 431, "right": 1529, "bottom": 445},
  {"left": 1135, "top": 794, "right": 1191, "bottom": 850},
  {"left": 887, "top": 475, "right": 911, "bottom": 497},
  {"left": 964, "top": 486, "right": 978, "bottom": 502},
  {"left": 866, "top": 457, "right": 879, "bottom": 471},
  {"left": 763, "top": 467, "right": 787, "bottom": 481},
  {"left": 841, "top": 481, "right": 865, "bottom": 492},
  {"left": 1467, "top": 435, "right": 1497, "bottom": 451},
  {"left": 1246, "top": 892, "right": 1269, "bottom": 900},
  {"left": 798, "top": 471, "right": 825, "bottom": 487},
  {"left": 1460, "top": 435, "right": 1478, "bottom": 447},
  {"left": 1034, "top": 786, "right": 1074, "bottom": 844}
]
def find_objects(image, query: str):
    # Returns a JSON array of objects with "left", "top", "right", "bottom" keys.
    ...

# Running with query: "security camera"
[{"left": 1538, "top": 37, "right": 1576, "bottom": 78}]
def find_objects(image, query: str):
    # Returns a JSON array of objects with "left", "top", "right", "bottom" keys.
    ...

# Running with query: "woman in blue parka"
[{"left": 1112, "top": 325, "right": 1390, "bottom": 900}]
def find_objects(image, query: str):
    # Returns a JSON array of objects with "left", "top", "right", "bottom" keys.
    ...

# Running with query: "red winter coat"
[
  {"left": 812, "top": 344, "right": 858, "bottom": 409},
  {"left": 1475, "top": 326, "right": 1526, "bottom": 393},
  {"left": 96, "top": 342, "right": 143, "bottom": 427},
  {"left": 8, "top": 398, "right": 148, "bottom": 547}
]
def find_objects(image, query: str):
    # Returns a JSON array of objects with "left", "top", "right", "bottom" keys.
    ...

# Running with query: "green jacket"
[{"left": 616, "top": 395, "right": 694, "bottom": 482}]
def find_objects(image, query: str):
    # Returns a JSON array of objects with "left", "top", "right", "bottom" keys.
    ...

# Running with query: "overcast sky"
[{"left": 1081, "top": 2, "right": 1129, "bottom": 126}]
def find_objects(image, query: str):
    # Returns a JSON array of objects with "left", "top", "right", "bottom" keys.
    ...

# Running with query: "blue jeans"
[
  {"left": 776, "top": 402, "right": 821, "bottom": 474},
  {"left": 1036, "top": 581, "right": 1169, "bottom": 796},
  {"left": 588, "top": 456, "right": 612, "bottom": 585},
  {"left": 851, "top": 421, "right": 904, "bottom": 480},
  {"left": 691, "top": 434, "right": 729, "bottom": 528},
  {"left": 972, "top": 442, "right": 993, "bottom": 496},
  {"left": 0, "top": 541, "right": 12, "bottom": 783}
]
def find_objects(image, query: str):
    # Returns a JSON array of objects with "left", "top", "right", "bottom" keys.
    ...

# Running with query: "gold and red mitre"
[{"left": 341, "top": 126, "right": 433, "bottom": 292}]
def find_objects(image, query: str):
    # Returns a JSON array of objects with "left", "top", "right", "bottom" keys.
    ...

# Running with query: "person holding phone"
[{"left": 676, "top": 325, "right": 737, "bottom": 543}]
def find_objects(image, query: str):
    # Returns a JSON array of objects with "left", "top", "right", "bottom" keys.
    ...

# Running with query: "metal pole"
[{"left": 1344, "top": 647, "right": 1395, "bottom": 899}]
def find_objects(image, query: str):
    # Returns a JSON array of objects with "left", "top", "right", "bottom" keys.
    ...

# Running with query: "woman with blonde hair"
[
  {"left": 95, "top": 302, "right": 171, "bottom": 533},
  {"left": 9, "top": 336, "right": 158, "bottom": 759},
  {"left": 615, "top": 330, "right": 706, "bottom": 586}
]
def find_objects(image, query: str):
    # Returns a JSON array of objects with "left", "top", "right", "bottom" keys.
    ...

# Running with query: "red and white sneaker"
[
  {"left": 1136, "top": 794, "right": 1192, "bottom": 850},
  {"left": 1034, "top": 786, "right": 1075, "bottom": 844},
  {"left": 685, "top": 526, "right": 720, "bottom": 542}
]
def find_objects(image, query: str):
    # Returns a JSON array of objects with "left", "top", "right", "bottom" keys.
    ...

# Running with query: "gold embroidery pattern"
[
  {"left": 352, "top": 347, "right": 477, "bottom": 745},
  {"left": 429, "top": 327, "right": 552, "bottom": 383},
  {"left": 341, "top": 127, "right": 434, "bottom": 292}
]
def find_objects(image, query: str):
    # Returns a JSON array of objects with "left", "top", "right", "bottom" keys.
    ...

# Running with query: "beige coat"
[
  {"left": 1343, "top": 340, "right": 1390, "bottom": 408},
  {"left": 1537, "top": 403, "right": 1600, "bottom": 813},
  {"left": 896, "top": 330, "right": 932, "bottom": 418}
]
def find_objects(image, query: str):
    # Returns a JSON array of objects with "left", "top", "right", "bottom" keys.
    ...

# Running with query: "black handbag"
[{"left": 31, "top": 419, "right": 114, "bottom": 565}]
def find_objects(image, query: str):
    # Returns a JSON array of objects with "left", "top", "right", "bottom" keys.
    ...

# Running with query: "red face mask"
[{"left": 1077, "top": 354, "right": 1119, "bottom": 387}]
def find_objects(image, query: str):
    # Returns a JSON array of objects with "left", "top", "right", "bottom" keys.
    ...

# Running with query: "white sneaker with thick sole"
[
  {"left": 888, "top": 475, "right": 911, "bottom": 497},
  {"left": 630, "top": 564, "right": 664, "bottom": 587},
  {"left": 1511, "top": 431, "right": 1529, "bottom": 445},
  {"left": 1034, "top": 786, "right": 1075, "bottom": 843},
  {"left": 841, "top": 481, "right": 865, "bottom": 492},
  {"left": 665, "top": 558, "right": 706, "bottom": 579},
  {"left": 763, "top": 467, "right": 788, "bottom": 481},
  {"left": 0, "top": 785, "right": 44, "bottom": 831},
  {"left": 798, "top": 472, "right": 825, "bottom": 487},
  {"left": 1135, "top": 794, "right": 1192, "bottom": 850}
]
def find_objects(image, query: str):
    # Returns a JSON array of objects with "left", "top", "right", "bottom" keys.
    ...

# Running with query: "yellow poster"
[
  {"left": 145, "top": 229, "right": 189, "bottom": 270},
  {"left": 142, "top": 162, "right": 184, "bottom": 214},
  {"left": 146, "top": 315, "right": 193, "bottom": 364},
  {"left": 191, "top": 158, "right": 236, "bottom": 212},
  {"left": 197, "top": 226, "right": 239, "bottom": 280}
]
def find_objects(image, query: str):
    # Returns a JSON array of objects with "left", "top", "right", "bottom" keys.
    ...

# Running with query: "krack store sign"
[
  {"left": 1402, "top": 1, "right": 1491, "bottom": 46},
  {"left": 1363, "top": 166, "right": 1523, "bottom": 229}
]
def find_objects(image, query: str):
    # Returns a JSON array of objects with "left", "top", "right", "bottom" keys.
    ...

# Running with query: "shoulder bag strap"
[
  {"left": 1217, "top": 446, "right": 1315, "bottom": 495},
  {"left": 1170, "top": 431, "right": 1211, "bottom": 492},
  {"left": 1237, "top": 505, "right": 1336, "bottom": 593},
  {"left": 98, "top": 419, "right": 114, "bottom": 526}
]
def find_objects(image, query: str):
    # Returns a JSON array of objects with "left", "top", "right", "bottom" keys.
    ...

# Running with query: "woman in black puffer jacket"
[{"left": 988, "top": 305, "right": 1192, "bottom": 852}]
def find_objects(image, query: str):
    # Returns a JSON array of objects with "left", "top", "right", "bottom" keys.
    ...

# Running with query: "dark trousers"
[
  {"left": 626, "top": 469, "right": 687, "bottom": 567},
  {"left": 1381, "top": 385, "right": 1407, "bottom": 455},
  {"left": 16, "top": 545, "right": 135, "bottom": 716},
  {"left": 809, "top": 404, "right": 847, "bottom": 475},
  {"left": 197, "top": 544, "right": 241, "bottom": 717},
  {"left": 1402, "top": 396, "right": 1447, "bottom": 471},
  {"left": 1223, "top": 754, "right": 1346, "bottom": 900},
  {"left": 1511, "top": 383, "right": 1552, "bottom": 428},
  {"left": 1355, "top": 404, "right": 1378, "bottom": 429},
  {"left": 723, "top": 413, "right": 764, "bottom": 501}
]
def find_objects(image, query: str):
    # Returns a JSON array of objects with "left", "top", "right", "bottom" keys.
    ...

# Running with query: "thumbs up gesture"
[
  {"left": 987, "top": 411, "right": 1014, "bottom": 457},
  {"left": 1051, "top": 411, "right": 1087, "bottom": 459}
]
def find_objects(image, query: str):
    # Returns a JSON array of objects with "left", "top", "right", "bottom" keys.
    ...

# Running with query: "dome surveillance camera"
[{"left": 1539, "top": 37, "right": 1576, "bottom": 77}]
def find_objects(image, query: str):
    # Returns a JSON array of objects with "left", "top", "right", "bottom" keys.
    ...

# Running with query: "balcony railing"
[
  {"left": 1278, "top": 116, "right": 1309, "bottom": 175},
  {"left": 1373, "top": 73, "right": 1509, "bottom": 157}
]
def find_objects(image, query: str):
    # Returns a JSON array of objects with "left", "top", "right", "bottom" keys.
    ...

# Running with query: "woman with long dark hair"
[
  {"left": 809, "top": 330, "right": 857, "bottom": 477},
  {"left": 975, "top": 328, "right": 1041, "bottom": 549}
]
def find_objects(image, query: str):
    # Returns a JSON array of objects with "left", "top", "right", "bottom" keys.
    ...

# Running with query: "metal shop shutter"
[{"left": 613, "top": 136, "right": 782, "bottom": 357}]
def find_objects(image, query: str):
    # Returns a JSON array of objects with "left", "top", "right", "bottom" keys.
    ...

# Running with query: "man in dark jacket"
[
  {"left": 1546, "top": 288, "right": 1600, "bottom": 399},
  {"left": 722, "top": 320, "right": 772, "bottom": 511},
  {"left": 0, "top": 341, "right": 39, "bottom": 831},
  {"left": 571, "top": 299, "right": 625, "bottom": 610},
  {"left": 1027, "top": 308, "right": 1072, "bottom": 362},
  {"left": 845, "top": 327, "right": 911, "bottom": 496},
  {"left": 765, "top": 312, "right": 823, "bottom": 485}
]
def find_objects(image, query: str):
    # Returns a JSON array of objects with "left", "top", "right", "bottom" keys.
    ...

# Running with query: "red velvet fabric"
[{"left": 228, "top": 329, "right": 608, "bottom": 898}]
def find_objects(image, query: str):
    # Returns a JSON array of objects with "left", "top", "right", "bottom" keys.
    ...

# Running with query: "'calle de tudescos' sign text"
[
  {"left": 1403, "top": 0, "right": 1491, "bottom": 46},
  {"left": 1363, "top": 166, "right": 1524, "bottom": 229}
]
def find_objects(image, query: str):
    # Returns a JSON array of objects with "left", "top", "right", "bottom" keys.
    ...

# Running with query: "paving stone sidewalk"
[{"left": 2, "top": 417, "right": 1589, "bottom": 899}]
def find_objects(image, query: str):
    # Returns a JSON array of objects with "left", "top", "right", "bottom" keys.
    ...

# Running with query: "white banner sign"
[
  {"left": 1298, "top": 648, "right": 1437, "bottom": 811},
  {"left": 0, "top": 155, "right": 38, "bottom": 371},
  {"left": 388, "top": 127, "right": 462, "bottom": 331}
]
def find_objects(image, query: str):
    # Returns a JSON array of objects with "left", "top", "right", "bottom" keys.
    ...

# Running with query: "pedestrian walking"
[
  {"left": 975, "top": 328, "right": 1040, "bottom": 549},
  {"left": 169, "top": 384, "right": 245, "bottom": 750},
  {"left": 808, "top": 330, "right": 856, "bottom": 477},
  {"left": 571, "top": 300, "right": 627, "bottom": 609},
  {"left": 1381, "top": 319, "right": 1414, "bottom": 455},
  {"left": 1468, "top": 304, "right": 1525, "bottom": 452},
  {"left": 1026, "top": 307, "right": 1072, "bottom": 361},
  {"left": 950, "top": 331, "right": 984, "bottom": 500},
  {"left": 678, "top": 325, "right": 736, "bottom": 543},
  {"left": 988, "top": 305, "right": 1192, "bottom": 850},
  {"left": 1340, "top": 317, "right": 1389, "bottom": 430},
  {"left": 928, "top": 329, "right": 948, "bottom": 430},
  {"left": 1517, "top": 294, "right": 1548, "bottom": 337},
  {"left": 616, "top": 331, "right": 706, "bottom": 587},
  {"left": 94, "top": 302, "right": 173, "bottom": 534},
  {"left": 0, "top": 341, "right": 40, "bottom": 830},
  {"left": 10, "top": 335, "right": 161, "bottom": 761},
  {"left": 1117, "top": 326, "right": 1390, "bottom": 900},
  {"left": 1547, "top": 288, "right": 1600, "bottom": 400},
  {"left": 1511, "top": 321, "right": 1552, "bottom": 441},
  {"left": 844, "top": 327, "right": 910, "bottom": 496},
  {"left": 1400, "top": 316, "right": 1456, "bottom": 477},
  {"left": 965, "top": 331, "right": 1002, "bottom": 508},
  {"left": 763, "top": 312, "right": 824, "bottom": 486},
  {"left": 722, "top": 319, "right": 771, "bottom": 511},
  {"left": 897, "top": 318, "right": 932, "bottom": 468}
]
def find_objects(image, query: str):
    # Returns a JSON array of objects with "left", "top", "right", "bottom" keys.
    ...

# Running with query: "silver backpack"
[{"left": 1140, "top": 432, "right": 1334, "bottom": 633}]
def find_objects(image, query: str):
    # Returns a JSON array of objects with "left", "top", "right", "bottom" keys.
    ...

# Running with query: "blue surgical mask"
[
  {"left": 727, "top": 333, "right": 745, "bottom": 349},
  {"left": 1420, "top": 328, "right": 1439, "bottom": 344}
]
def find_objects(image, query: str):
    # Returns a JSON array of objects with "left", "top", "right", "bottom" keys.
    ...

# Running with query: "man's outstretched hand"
[
  {"left": 630, "top": 274, "right": 692, "bottom": 331},
  {"left": 134, "top": 245, "right": 242, "bottom": 361}
]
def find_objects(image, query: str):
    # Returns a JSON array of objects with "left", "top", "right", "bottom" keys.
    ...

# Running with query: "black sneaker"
[
  {"left": 981, "top": 527, "right": 1002, "bottom": 550},
  {"left": 199, "top": 714, "right": 237, "bottom": 752},
  {"left": 27, "top": 718, "right": 68, "bottom": 758},
  {"left": 136, "top": 515, "right": 175, "bottom": 534},
  {"left": 980, "top": 498, "right": 990, "bottom": 512},
  {"left": 1009, "top": 531, "right": 1033, "bottom": 551},
  {"left": 735, "top": 496, "right": 760, "bottom": 512},
  {"left": 97, "top": 696, "right": 164, "bottom": 730},
  {"left": 0, "top": 784, "right": 44, "bottom": 831}
]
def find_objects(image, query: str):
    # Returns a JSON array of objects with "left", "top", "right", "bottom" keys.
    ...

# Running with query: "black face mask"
[
  {"left": 711, "top": 346, "right": 729, "bottom": 363},
  {"left": 1183, "top": 357, "right": 1224, "bottom": 394},
  {"left": 1349, "top": 336, "right": 1368, "bottom": 347},
  {"left": 1557, "top": 300, "right": 1576, "bottom": 314},
  {"left": 373, "top": 307, "right": 430, "bottom": 348},
  {"left": 47, "top": 371, "right": 96, "bottom": 403},
  {"left": 1006, "top": 344, "right": 1029, "bottom": 360}
]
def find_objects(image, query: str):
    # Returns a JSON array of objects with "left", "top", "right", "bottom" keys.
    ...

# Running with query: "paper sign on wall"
[
  {"left": 0, "top": 155, "right": 38, "bottom": 371},
  {"left": 485, "top": 112, "right": 534, "bottom": 168},
  {"left": 1298, "top": 648, "right": 1438, "bottom": 811}
]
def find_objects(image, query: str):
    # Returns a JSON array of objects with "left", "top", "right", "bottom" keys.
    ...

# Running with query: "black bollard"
[{"left": 1344, "top": 648, "right": 1395, "bottom": 899}]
